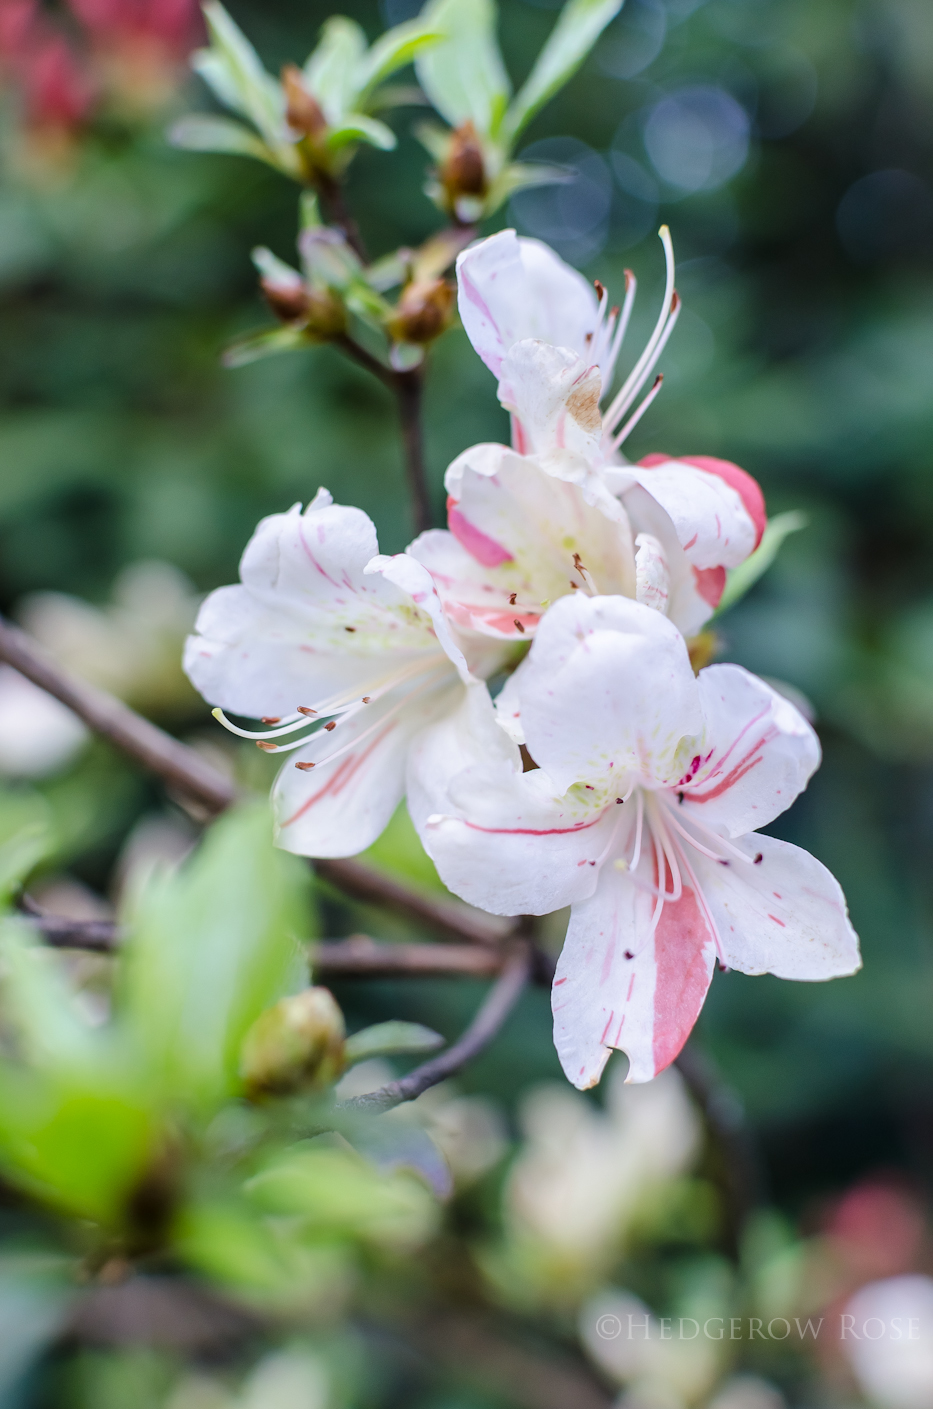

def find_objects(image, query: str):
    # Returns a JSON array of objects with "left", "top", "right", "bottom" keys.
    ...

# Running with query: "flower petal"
[
  {"left": 275, "top": 676, "right": 463, "bottom": 858},
  {"left": 422, "top": 444, "right": 634, "bottom": 640},
  {"left": 680, "top": 664, "right": 821, "bottom": 837},
  {"left": 498, "top": 340, "right": 603, "bottom": 464},
  {"left": 641, "top": 453, "right": 767, "bottom": 549},
  {"left": 365, "top": 550, "right": 473, "bottom": 682},
  {"left": 515, "top": 594, "right": 703, "bottom": 795},
  {"left": 630, "top": 457, "right": 760, "bottom": 568},
  {"left": 689, "top": 834, "right": 860, "bottom": 979},
  {"left": 409, "top": 685, "right": 612, "bottom": 917},
  {"left": 456, "top": 230, "right": 599, "bottom": 382},
  {"left": 552, "top": 860, "right": 717, "bottom": 1088},
  {"left": 183, "top": 494, "right": 441, "bottom": 718}
]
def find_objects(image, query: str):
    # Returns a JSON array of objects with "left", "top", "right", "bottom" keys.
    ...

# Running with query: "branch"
[
  {"left": 0, "top": 615, "right": 520, "bottom": 949},
  {"left": 343, "top": 945, "right": 532, "bottom": 1112},
  {"left": 394, "top": 367, "right": 432, "bottom": 536},
  {"left": 0, "top": 616, "right": 235, "bottom": 816}
]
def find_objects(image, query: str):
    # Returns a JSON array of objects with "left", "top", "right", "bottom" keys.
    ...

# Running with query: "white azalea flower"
[
  {"left": 184, "top": 489, "right": 511, "bottom": 859},
  {"left": 453, "top": 229, "right": 766, "bottom": 632},
  {"left": 413, "top": 594, "right": 860, "bottom": 1088},
  {"left": 0, "top": 666, "right": 87, "bottom": 778},
  {"left": 842, "top": 1275, "right": 933, "bottom": 1409}
]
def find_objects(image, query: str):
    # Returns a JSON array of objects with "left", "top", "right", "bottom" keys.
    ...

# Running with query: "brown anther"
[
  {"left": 281, "top": 63, "right": 327, "bottom": 139},
  {"left": 261, "top": 716, "right": 281, "bottom": 724},
  {"left": 256, "top": 741, "right": 277, "bottom": 751},
  {"left": 295, "top": 760, "right": 316, "bottom": 771},
  {"left": 513, "top": 619, "right": 525, "bottom": 634},
  {"left": 610, "top": 305, "right": 620, "bottom": 318},
  {"left": 594, "top": 279, "right": 605, "bottom": 299},
  {"left": 324, "top": 721, "right": 337, "bottom": 732},
  {"left": 616, "top": 798, "right": 624, "bottom": 804},
  {"left": 345, "top": 626, "right": 356, "bottom": 632},
  {"left": 754, "top": 853, "right": 763, "bottom": 864},
  {"left": 584, "top": 331, "right": 593, "bottom": 344},
  {"left": 624, "top": 269, "right": 634, "bottom": 289},
  {"left": 361, "top": 696, "right": 371, "bottom": 703},
  {"left": 508, "top": 592, "right": 517, "bottom": 606},
  {"left": 573, "top": 552, "right": 587, "bottom": 576},
  {"left": 671, "top": 292, "right": 680, "bottom": 313},
  {"left": 297, "top": 706, "right": 317, "bottom": 716},
  {"left": 570, "top": 580, "right": 579, "bottom": 589}
]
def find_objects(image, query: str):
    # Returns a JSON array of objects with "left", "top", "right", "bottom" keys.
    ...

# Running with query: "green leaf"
[
  {"left": 222, "top": 326, "right": 310, "bottom": 368},
  {"left": 344, "top": 1021, "right": 444, "bottom": 1065},
  {"left": 356, "top": 20, "right": 443, "bottom": 103},
  {"left": 0, "top": 806, "right": 50, "bottom": 907},
  {"left": 168, "top": 114, "right": 274, "bottom": 164},
  {"left": 245, "top": 1145, "right": 437, "bottom": 1246},
  {"left": 502, "top": 0, "right": 624, "bottom": 145},
  {"left": 196, "top": 2, "right": 286, "bottom": 149},
  {"left": 715, "top": 511, "right": 808, "bottom": 616},
  {"left": 484, "top": 159, "right": 571, "bottom": 215},
  {"left": 325, "top": 113, "right": 397, "bottom": 153},
  {"left": 303, "top": 16, "right": 368, "bottom": 124},
  {"left": 120, "top": 801, "right": 309, "bottom": 1110},
  {"left": 415, "top": 0, "right": 511, "bottom": 139}
]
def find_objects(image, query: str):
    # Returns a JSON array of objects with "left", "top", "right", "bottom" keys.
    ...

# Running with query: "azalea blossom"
[
  {"left": 457, "top": 224, "right": 680, "bottom": 459},
  {"left": 452, "top": 229, "right": 766, "bottom": 630},
  {"left": 413, "top": 594, "right": 860, "bottom": 1087},
  {"left": 184, "top": 488, "right": 511, "bottom": 858}
]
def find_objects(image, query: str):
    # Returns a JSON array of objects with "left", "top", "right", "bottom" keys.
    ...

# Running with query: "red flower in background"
[{"left": 0, "top": 0, "right": 201, "bottom": 142}]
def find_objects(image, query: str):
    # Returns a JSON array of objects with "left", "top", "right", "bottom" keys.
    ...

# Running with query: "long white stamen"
[
  {"left": 603, "top": 226, "right": 676, "bottom": 435},
  {"left": 611, "top": 374, "right": 664, "bottom": 451},
  {"left": 662, "top": 806, "right": 733, "bottom": 863},
  {"left": 651, "top": 804, "right": 683, "bottom": 902},
  {"left": 670, "top": 831, "right": 725, "bottom": 964},
  {"left": 602, "top": 270, "right": 637, "bottom": 392},
  {"left": 610, "top": 295, "right": 681, "bottom": 434},
  {"left": 670, "top": 802, "right": 757, "bottom": 865},
  {"left": 212, "top": 709, "right": 306, "bottom": 741}
]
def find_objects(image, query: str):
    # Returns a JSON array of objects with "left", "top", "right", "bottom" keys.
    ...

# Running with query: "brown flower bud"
[
  {"left": 261, "top": 275, "right": 311, "bottom": 324},
  {"left": 441, "top": 120, "right": 487, "bottom": 200},
  {"left": 387, "top": 277, "right": 455, "bottom": 345},
  {"left": 281, "top": 63, "right": 327, "bottom": 139},
  {"left": 240, "top": 986, "right": 346, "bottom": 1096}
]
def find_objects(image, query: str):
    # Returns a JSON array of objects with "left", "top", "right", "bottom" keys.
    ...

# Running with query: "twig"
[
  {"left": 317, "top": 173, "right": 368, "bottom": 263},
  {"left": 18, "top": 896, "right": 120, "bottom": 953},
  {"left": 0, "top": 617, "right": 236, "bottom": 816},
  {"left": 316, "top": 858, "right": 512, "bottom": 947},
  {"left": 316, "top": 936, "right": 505, "bottom": 978},
  {"left": 333, "top": 340, "right": 433, "bottom": 535},
  {"left": 0, "top": 616, "right": 516, "bottom": 949},
  {"left": 394, "top": 367, "right": 432, "bottom": 535},
  {"left": 343, "top": 946, "right": 531, "bottom": 1112}
]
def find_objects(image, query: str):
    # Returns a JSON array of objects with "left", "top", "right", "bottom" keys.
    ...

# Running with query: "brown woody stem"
[{"left": 343, "top": 946, "right": 532, "bottom": 1111}]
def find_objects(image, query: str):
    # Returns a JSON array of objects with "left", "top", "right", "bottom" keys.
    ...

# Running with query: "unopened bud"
[
  {"left": 240, "top": 987, "right": 346, "bottom": 1096},
  {"left": 441, "top": 120, "right": 487, "bottom": 201},
  {"left": 282, "top": 64, "right": 327, "bottom": 139},
  {"left": 260, "top": 276, "right": 346, "bottom": 338},
  {"left": 387, "top": 277, "right": 455, "bottom": 345}
]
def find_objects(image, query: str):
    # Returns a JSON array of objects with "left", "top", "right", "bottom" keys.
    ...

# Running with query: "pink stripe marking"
[
  {"left": 686, "top": 732, "right": 773, "bottom": 803},
  {"left": 768, "top": 914, "right": 786, "bottom": 927},
  {"left": 692, "top": 565, "right": 726, "bottom": 608},
  {"left": 600, "top": 1012, "right": 615, "bottom": 1044},
  {"left": 463, "top": 811, "right": 607, "bottom": 838},
  {"left": 298, "top": 521, "right": 341, "bottom": 589},
  {"left": 447, "top": 500, "right": 514, "bottom": 568},
  {"left": 459, "top": 270, "right": 503, "bottom": 376},
  {"left": 280, "top": 722, "right": 396, "bottom": 829},
  {"left": 651, "top": 886, "right": 716, "bottom": 1076}
]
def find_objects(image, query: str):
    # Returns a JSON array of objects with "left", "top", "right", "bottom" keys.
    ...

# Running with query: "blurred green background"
[{"left": 2, "top": 0, "right": 933, "bottom": 1403}]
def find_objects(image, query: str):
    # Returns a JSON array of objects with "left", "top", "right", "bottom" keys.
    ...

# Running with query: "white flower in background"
[
  {"left": 505, "top": 1065, "right": 698, "bottom": 1265},
  {"left": 0, "top": 666, "right": 87, "bottom": 778},
  {"left": 414, "top": 594, "right": 860, "bottom": 1087},
  {"left": 842, "top": 1276, "right": 933, "bottom": 1409},
  {"left": 451, "top": 229, "right": 766, "bottom": 633},
  {"left": 581, "top": 1288, "right": 724, "bottom": 1408},
  {"left": 19, "top": 560, "right": 201, "bottom": 713},
  {"left": 184, "top": 489, "right": 512, "bottom": 858}
]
